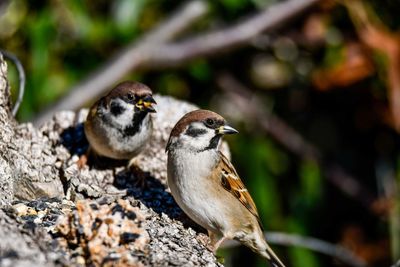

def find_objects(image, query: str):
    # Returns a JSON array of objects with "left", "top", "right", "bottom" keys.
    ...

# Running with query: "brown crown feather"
[
  {"left": 166, "top": 109, "right": 226, "bottom": 152},
  {"left": 169, "top": 109, "right": 226, "bottom": 138},
  {"left": 105, "top": 81, "right": 153, "bottom": 101}
]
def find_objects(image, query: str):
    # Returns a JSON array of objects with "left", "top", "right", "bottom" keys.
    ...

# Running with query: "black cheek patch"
[
  {"left": 185, "top": 127, "right": 207, "bottom": 137},
  {"left": 110, "top": 102, "right": 125, "bottom": 116}
]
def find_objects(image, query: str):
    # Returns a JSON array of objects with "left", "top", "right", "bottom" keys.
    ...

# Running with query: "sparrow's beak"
[
  {"left": 136, "top": 95, "right": 157, "bottom": 113},
  {"left": 217, "top": 125, "right": 238, "bottom": 135}
]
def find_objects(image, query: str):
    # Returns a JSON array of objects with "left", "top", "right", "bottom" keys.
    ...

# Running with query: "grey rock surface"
[
  {"left": 0, "top": 53, "right": 15, "bottom": 206},
  {"left": 0, "top": 209, "right": 54, "bottom": 267},
  {"left": 0, "top": 55, "right": 225, "bottom": 266},
  {"left": 0, "top": 54, "right": 64, "bottom": 205}
]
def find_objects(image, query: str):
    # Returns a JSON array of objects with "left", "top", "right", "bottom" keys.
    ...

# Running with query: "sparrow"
[
  {"left": 166, "top": 109, "right": 285, "bottom": 267},
  {"left": 84, "top": 81, "right": 156, "bottom": 161}
]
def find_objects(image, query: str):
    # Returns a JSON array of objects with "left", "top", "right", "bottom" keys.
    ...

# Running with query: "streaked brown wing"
[{"left": 217, "top": 152, "right": 261, "bottom": 222}]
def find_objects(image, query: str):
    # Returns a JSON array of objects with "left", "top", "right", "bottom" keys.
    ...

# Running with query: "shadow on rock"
[
  {"left": 113, "top": 169, "right": 180, "bottom": 218},
  {"left": 60, "top": 123, "right": 88, "bottom": 156},
  {"left": 113, "top": 169, "right": 203, "bottom": 232},
  {"left": 60, "top": 123, "right": 203, "bottom": 231},
  {"left": 60, "top": 123, "right": 126, "bottom": 170}
]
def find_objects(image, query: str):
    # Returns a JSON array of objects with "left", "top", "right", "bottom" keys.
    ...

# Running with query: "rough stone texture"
[
  {"left": 12, "top": 123, "right": 64, "bottom": 200},
  {"left": 0, "top": 54, "right": 64, "bottom": 205},
  {"left": 0, "top": 54, "right": 225, "bottom": 266},
  {"left": 145, "top": 211, "right": 218, "bottom": 267},
  {"left": 0, "top": 53, "right": 15, "bottom": 205},
  {"left": 0, "top": 209, "right": 54, "bottom": 267},
  {"left": 56, "top": 199, "right": 149, "bottom": 267}
]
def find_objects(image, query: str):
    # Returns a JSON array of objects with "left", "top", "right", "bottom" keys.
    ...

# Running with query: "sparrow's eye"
[
  {"left": 127, "top": 94, "right": 134, "bottom": 101},
  {"left": 205, "top": 118, "right": 215, "bottom": 127}
]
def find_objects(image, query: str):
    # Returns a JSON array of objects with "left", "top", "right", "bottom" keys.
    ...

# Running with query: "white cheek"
[
  {"left": 110, "top": 99, "right": 135, "bottom": 126},
  {"left": 180, "top": 130, "right": 215, "bottom": 151}
]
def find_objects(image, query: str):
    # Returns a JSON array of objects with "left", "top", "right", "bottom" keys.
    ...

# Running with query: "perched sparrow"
[
  {"left": 166, "top": 110, "right": 285, "bottom": 267},
  {"left": 84, "top": 81, "right": 156, "bottom": 160}
]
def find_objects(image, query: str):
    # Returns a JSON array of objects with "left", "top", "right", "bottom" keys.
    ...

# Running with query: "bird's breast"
[
  {"left": 86, "top": 113, "right": 152, "bottom": 159},
  {"left": 167, "top": 150, "right": 226, "bottom": 233}
]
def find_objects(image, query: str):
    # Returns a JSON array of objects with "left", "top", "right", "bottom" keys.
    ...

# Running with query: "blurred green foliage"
[
  {"left": 1, "top": 0, "right": 398, "bottom": 266},
  {"left": 1, "top": 0, "right": 158, "bottom": 120}
]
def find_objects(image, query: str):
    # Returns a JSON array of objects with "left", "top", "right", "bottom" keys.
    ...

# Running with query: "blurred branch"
[
  {"left": 144, "top": 0, "right": 320, "bottom": 67},
  {"left": 33, "top": 0, "right": 208, "bottom": 126},
  {"left": 392, "top": 259, "right": 400, "bottom": 267},
  {"left": 217, "top": 73, "right": 376, "bottom": 211},
  {"left": 0, "top": 49, "right": 25, "bottom": 116},
  {"left": 221, "top": 231, "right": 367, "bottom": 267},
  {"left": 33, "top": 0, "right": 320, "bottom": 126}
]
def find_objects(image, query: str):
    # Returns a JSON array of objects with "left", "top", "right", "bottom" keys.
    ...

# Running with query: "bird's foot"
[
  {"left": 76, "top": 154, "right": 88, "bottom": 169},
  {"left": 196, "top": 233, "right": 211, "bottom": 248},
  {"left": 128, "top": 163, "right": 148, "bottom": 188}
]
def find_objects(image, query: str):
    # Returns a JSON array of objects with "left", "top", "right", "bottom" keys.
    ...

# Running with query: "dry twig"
[
  {"left": 144, "top": 0, "right": 320, "bottom": 67},
  {"left": 0, "top": 49, "right": 25, "bottom": 116},
  {"left": 221, "top": 231, "right": 367, "bottom": 267},
  {"left": 392, "top": 259, "right": 400, "bottom": 267}
]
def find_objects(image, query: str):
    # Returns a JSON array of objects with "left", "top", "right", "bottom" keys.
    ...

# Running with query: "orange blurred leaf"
[
  {"left": 312, "top": 42, "right": 374, "bottom": 91},
  {"left": 343, "top": 0, "right": 400, "bottom": 132},
  {"left": 341, "top": 225, "right": 390, "bottom": 265}
]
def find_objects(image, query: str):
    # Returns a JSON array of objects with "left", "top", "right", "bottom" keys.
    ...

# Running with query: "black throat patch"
[
  {"left": 121, "top": 111, "right": 148, "bottom": 137},
  {"left": 199, "top": 134, "right": 222, "bottom": 152},
  {"left": 102, "top": 101, "right": 149, "bottom": 137}
]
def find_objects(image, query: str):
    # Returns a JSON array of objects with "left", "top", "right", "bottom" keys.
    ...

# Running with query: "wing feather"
[{"left": 217, "top": 152, "right": 262, "bottom": 225}]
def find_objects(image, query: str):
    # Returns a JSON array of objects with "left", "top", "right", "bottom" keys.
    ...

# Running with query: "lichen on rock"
[{"left": 56, "top": 199, "right": 148, "bottom": 267}]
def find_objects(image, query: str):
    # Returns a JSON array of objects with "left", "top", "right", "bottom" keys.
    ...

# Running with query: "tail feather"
[
  {"left": 263, "top": 243, "right": 286, "bottom": 267},
  {"left": 239, "top": 219, "right": 285, "bottom": 267}
]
